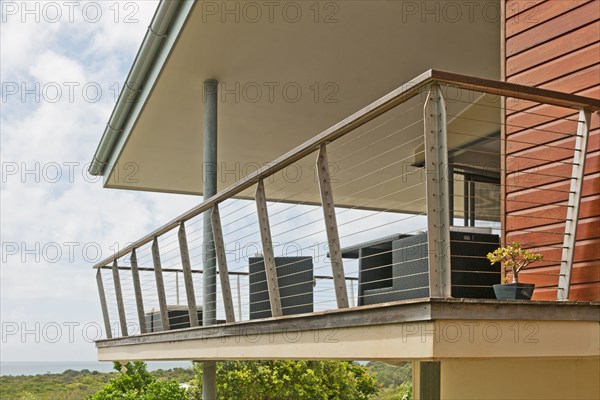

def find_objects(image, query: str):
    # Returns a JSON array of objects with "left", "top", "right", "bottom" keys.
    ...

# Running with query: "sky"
[
  {"left": 0, "top": 0, "right": 205, "bottom": 362},
  {"left": 0, "top": 0, "right": 499, "bottom": 363},
  {"left": 0, "top": 0, "right": 399, "bottom": 362},
  {"left": 0, "top": 0, "right": 426, "bottom": 363}
]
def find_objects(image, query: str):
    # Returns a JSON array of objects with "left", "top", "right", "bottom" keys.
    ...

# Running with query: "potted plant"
[{"left": 487, "top": 242, "right": 543, "bottom": 300}]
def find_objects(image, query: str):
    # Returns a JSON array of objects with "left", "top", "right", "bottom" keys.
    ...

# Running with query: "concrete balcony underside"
[{"left": 97, "top": 298, "right": 600, "bottom": 362}]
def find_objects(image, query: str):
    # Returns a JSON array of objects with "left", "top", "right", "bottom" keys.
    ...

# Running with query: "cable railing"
[{"left": 94, "top": 70, "right": 600, "bottom": 340}]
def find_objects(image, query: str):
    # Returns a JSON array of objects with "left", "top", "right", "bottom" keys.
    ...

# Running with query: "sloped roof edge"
[{"left": 88, "top": 0, "right": 193, "bottom": 176}]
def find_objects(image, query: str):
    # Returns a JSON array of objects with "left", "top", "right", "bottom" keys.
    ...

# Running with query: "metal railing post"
[
  {"left": 211, "top": 205, "right": 236, "bottom": 323},
  {"left": 316, "top": 144, "right": 349, "bottom": 309},
  {"left": 557, "top": 108, "right": 592, "bottom": 300},
  {"left": 178, "top": 222, "right": 200, "bottom": 327},
  {"left": 151, "top": 237, "right": 170, "bottom": 331},
  {"left": 424, "top": 83, "right": 452, "bottom": 298},
  {"left": 112, "top": 260, "right": 128, "bottom": 336},
  {"left": 130, "top": 249, "right": 147, "bottom": 334},
  {"left": 255, "top": 179, "right": 283, "bottom": 317}
]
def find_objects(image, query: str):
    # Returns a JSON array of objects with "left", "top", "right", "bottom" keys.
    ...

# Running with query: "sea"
[{"left": 0, "top": 361, "right": 193, "bottom": 376}]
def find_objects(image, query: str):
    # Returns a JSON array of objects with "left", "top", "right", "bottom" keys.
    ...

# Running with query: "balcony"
[{"left": 92, "top": 70, "right": 599, "bottom": 360}]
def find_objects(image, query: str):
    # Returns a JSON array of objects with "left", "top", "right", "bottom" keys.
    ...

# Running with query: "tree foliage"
[
  {"left": 366, "top": 362, "right": 412, "bottom": 400},
  {"left": 189, "top": 360, "right": 378, "bottom": 400},
  {"left": 2, "top": 360, "right": 412, "bottom": 400},
  {"left": 371, "top": 382, "right": 412, "bottom": 400},
  {"left": 0, "top": 369, "right": 116, "bottom": 400},
  {"left": 85, "top": 362, "right": 188, "bottom": 400},
  {"left": 365, "top": 362, "right": 411, "bottom": 388}
]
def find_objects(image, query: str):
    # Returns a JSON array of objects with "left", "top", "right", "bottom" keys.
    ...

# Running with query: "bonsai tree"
[{"left": 487, "top": 242, "right": 543, "bottom": 284}]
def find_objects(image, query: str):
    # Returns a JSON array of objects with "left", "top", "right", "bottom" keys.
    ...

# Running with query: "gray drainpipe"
[{"left": 88, "top": 0, "right": 181, "bottom": 176}]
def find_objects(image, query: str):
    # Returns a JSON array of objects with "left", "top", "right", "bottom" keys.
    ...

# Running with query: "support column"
[
  {"left": 202, "top": 78, "right": 218, "bottom": 400},
  {"left": 423, "top": 84, "right": 451, "bottom": 298}
]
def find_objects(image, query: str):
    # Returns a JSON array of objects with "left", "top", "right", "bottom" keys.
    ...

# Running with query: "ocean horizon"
[{"left": 0, "top": 361, "right": 193, "bottom": 376}]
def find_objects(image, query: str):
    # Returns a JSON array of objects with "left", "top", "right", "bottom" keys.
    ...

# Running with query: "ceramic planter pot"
[{"left": 493, "top": 283, "right": 535, "bottom": 300}]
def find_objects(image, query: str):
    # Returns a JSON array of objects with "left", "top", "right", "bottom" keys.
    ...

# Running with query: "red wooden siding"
[{"left": 503, "top": 0, "right": 600, "bottom": 300}]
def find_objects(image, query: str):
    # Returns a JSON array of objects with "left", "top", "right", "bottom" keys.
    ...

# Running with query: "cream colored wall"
[
  {"left": 440, "top": 358, "right": 600, "bottom": 400},
  {"left": 98, "top": 320, "right": 599, "bottom": 362},
  {"left": 97, "top": 322, "right": 435, "bottom": 362}
]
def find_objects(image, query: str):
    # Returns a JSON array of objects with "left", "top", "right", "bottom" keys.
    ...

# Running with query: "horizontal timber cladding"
[{"left": 503, "top": 0, "right": 600, "bottom": 300}]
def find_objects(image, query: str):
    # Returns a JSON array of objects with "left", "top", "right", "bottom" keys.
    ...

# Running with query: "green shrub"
[
  {"left": 86, "top": 362, "right": 187, "bottom": 400},
  {"left": 189, "top": 360, "right": 377, "bottom": 400}
]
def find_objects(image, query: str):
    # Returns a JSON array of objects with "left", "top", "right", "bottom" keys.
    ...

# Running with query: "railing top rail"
[
  {"left": 93, "top": 69, "right": 600, "bottom": 268},
  {"left": 430, "top": 70, "right": 600, "bottom": 111}
]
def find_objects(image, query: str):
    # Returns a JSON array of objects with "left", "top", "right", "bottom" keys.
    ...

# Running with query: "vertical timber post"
[
  {"left": 130, "top": 249, "right": 147, "bottom": 334},
  {"left": 96, "top": 268, "right": 112, "bottom": 339},
  {"left": 316, "top": 144, "right": 349, "bottom": 308},
  {"left": 112, "top": 260, "right": 128, "bottom": 336},
  {"left": 424, "top": 84, "right": 452, "bottom": 298},
  {"left": 256, "top": 179, "right": 283, "bottom": 317},
  {"left": 178, "top": 222, "right": 199, "bottom": 327},
  {"left": 557, "top": 109, "right": 592, "bottom": 300},
  {"left": 212, "top": 205, "right": 236, "bottom": 323},
  {"left": 202, "top": 78, "right": 218, "bottom": 400},
  {"left": 151, "top": 237, "right": 170, "bottom": 331}
]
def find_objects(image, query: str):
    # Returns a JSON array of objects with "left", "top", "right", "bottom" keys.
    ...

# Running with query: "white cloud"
[
  {"left": 0, "top": 0, "right": 427, "bottom": 364},
  {"left": 0, "top": 0, "right": 203, "bottom": 362}
]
